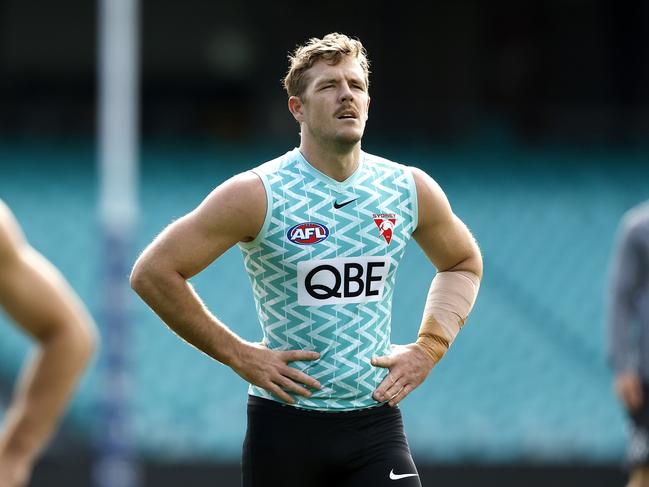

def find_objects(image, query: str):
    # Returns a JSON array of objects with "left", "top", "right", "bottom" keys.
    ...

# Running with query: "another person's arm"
[
  {"left": 130, "top": 172, "right": 321, "bottom": 404},
  {"left": 0, "top": 201, "right": 97, "bottom": 487},
  {"left": 372, "top": 167, "right": 483, "bottom": 406},
  {"left": 608, "top": 215, "right": 646, "bottom": 412}
]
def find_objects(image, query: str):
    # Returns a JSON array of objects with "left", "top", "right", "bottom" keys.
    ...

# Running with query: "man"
[
  {"left": 0, "top": 200, "right": 96, "bottom": 487},
  {"left": 131, "top": 33, "right": 482, "bottom": 486},
  {"left": 609, "top": 201, "right": 649, "bottom": 487}
]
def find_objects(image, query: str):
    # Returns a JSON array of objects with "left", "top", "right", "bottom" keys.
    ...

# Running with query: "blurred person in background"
[
  {"left": 0, "top": 200, "right": 96, "bottom": 487},
  {"left": 608, "top": 201, "right": 649, "bottom": 487},
  {"left": 131, "top": 33, "right": 482, "bottom": 487}
]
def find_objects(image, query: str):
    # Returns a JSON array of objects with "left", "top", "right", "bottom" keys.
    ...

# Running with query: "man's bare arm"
[
  {"left": 0, "top": 201, "right": 97, "bottom": 487},
  {"left": 372, "top": 167, "right": 483, "bottom": 406},
  {"left": 409, "top": 167, "right": 483, "bottom": 277},
  {"left": 130, "top": 172, "right": 321, "bottom": 404}
]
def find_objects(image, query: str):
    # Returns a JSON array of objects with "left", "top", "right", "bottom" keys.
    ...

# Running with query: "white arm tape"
[{"left": 420, "top": 270, "right": 480, "bottom": 346}]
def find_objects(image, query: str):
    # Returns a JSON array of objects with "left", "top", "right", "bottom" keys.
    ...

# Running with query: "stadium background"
[{"left": 1, "top": 0, "right": 648, "bottom": 485}]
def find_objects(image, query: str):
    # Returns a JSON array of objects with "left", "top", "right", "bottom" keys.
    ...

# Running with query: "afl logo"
[{"left": 287, "top": 222, "right": 330, "bottom": 245}]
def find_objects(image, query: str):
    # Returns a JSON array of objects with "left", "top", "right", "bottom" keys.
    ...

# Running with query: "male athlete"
[
  {"left": 608, "top": 201, "right": 649, "bottom": 487},
  {"left": 131, "top": 33, "right": 482, "bottom": 486},
  {"left": 0, "top": 200, "right": 96, "bottom": 487}
]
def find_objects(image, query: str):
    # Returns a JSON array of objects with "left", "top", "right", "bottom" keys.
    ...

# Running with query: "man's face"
[{"left": 290, "top": 56, "right": 370, "bottom": 148}]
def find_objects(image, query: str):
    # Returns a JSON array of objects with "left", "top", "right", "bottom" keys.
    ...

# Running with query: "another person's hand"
[
  {"left": 371, "top": 343, "right": 435, "bottom": 407},
  {"left": 0, "top": 451, "right": 32, "bottom": 487},
  {"left": 615, "top": 371, "right": 643, "bottom": 412},
  {"left": 231, "top": 342, "right": 321, "bottom": 404}
]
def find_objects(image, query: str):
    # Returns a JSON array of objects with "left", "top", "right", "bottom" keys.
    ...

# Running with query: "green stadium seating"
[{"left": 0, "top": 142, "right": 644, "bottom": 462}]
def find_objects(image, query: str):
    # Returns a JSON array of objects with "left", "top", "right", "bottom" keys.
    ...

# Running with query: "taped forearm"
[{"left": 416, "top": 270, "right": 480, "bottom": 362}]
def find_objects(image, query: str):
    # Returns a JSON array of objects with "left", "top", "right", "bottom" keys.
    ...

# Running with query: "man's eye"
[{"left": 320, "top": 84, "right": 334, "bottom": 90}]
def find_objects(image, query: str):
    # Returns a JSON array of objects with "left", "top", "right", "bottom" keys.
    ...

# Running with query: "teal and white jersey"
[{"left": 239, "top": 148, "right": 418, "bottom": 411}]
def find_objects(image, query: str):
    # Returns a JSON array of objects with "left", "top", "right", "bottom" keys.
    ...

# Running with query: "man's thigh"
[
  {"left": 336, "top": 405, "right": 421, "bottom": 487},
  {"left": 338, "top": 453, "right": 421, "bottom": 487},
  {"left": 241, "top": 396, "right": 327, "bottom": 487}
]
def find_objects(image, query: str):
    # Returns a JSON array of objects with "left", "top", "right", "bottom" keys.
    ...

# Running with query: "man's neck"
[{"left": 298, "top": 138, "right": 362, "bottom": 183}]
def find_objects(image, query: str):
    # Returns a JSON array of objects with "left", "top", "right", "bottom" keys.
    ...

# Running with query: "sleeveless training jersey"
[{"left": 239, "top": 148, "right": 418, "bottom": 411}]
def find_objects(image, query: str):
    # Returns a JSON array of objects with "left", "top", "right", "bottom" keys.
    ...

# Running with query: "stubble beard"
[
  {"left": 302, "top": 115, "right": 365, "bottom": 154},
  {"left": 326, "top": 121, "right": 365, "bottom": 153}
]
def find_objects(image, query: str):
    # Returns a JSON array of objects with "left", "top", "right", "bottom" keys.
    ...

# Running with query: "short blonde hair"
[{"left": 283, "top": 33, "right": 370, "bottom": 98}]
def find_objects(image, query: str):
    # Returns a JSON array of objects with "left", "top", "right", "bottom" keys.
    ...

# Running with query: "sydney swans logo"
[{"left": 373, "top": 213, "right": 397, "bottom": 244}]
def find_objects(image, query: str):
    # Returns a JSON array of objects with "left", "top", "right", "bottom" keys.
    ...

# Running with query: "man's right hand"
[
  {"left": 615, "top": 371, "right": 643, "bottom": 412},
  {"left": 231, "top": 342, "right": 321, "bottom": 404}
]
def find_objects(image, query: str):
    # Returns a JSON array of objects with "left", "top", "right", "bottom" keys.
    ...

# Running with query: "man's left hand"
[{"left": 371, "top": 343, "right": 436, "bottom": 407}]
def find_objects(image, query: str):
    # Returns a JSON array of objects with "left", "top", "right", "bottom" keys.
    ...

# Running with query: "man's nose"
[{"left": 339, "top": 82, "right": 354, "bottom": 102}]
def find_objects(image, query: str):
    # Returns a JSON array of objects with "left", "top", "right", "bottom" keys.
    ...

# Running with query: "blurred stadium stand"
[
  {"left": 1, "top": 0, "right": 648, "bottom": 144},
  {"left": 1, "top": 142, "right": 645, "bottom": 485}
]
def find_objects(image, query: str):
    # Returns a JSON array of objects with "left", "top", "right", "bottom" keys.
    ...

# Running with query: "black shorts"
[
  {"left": 628, "top": 384, "right": 649, "bottom": 466},
  {"left": 242, "top": 395, "right": 421, "bottom": 487}
]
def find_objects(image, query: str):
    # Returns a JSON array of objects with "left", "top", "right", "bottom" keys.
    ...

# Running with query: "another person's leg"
[{"left": 627, "top": 385, "right": 649, "bottom": 487}]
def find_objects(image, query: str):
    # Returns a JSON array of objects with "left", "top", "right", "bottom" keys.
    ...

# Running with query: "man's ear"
[
  {"left": 366, "top": 96, "right": 371, "bottom": 121},
  {"left": 288, "top": 96, "right": 304, "bottom": 123}
]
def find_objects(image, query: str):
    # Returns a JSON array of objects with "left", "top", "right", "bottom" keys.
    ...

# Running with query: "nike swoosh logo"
[
  {"left": 389, "top": 469, "right": 419, "bottom": 480},
  {"left": 333, "top": 198, "right": 358, "bottom": 209}
]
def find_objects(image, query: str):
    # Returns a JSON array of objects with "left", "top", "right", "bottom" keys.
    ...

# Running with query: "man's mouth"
[{"left": 337, "top": 111, "right": 358, "bottom": 120}]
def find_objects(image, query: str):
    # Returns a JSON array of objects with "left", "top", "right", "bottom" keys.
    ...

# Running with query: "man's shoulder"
[
  {"left": 249, "top": 148, "right": 299, "bottom": 177},
  {"left": 0, "top": 199, "right": 11, "bottom": 226},
  {"left": 0, "top": 201, "right": 22, "bottom": 263},
  {"left": 624, "top": 201, "right": 649, "bottom": 229},
  {"left": 217, "top": 150, "right": 298, "bottom": 212},
  {"left": 362, "top": 150, "right": 409, "bottom": 171},
  {"left": 214, "top": 171, "right": 265, "bottom": 208},
  {"left": 620, "top": 201, "right": 649, "bottom": 245},
  {"left": 363, "top": 153, "right": 424, "bottom": 192}
]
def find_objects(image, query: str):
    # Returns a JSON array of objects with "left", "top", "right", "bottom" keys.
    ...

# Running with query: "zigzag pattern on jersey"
[{"left": 240, "top": 149, "right": 417, "bottom": 410}]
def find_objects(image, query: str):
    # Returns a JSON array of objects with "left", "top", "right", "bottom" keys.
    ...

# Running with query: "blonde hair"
[{"left": 283, "top": 33, "right": 370, "bottom": 98}]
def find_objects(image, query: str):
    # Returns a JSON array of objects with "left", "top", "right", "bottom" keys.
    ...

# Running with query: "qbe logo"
[
  {"left": 287, "top": 222, "right": 330, "bottom": 245},
  {"left": 297, "top": 256, "right": 391, "bottom": 306}
]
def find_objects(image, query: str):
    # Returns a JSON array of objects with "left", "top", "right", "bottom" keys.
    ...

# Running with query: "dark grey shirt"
[{"left": 608, "top": 201, "right": 649, "bottom": 377}]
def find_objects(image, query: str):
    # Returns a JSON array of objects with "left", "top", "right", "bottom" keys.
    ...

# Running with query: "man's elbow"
[
  {"left": 462, "top": 240, "right": 484, "bottom": 281},
  {"left": 42, "top": 314, "right": 98, "bottom": 369},
  {"left": 130, "top": 253, "right": 184, "bottom": 299},
  {"left": 470, "top": 251, "right": 484, "bottom": 281},
  {"left": 63, "top": 303, "right": 99, "bottom": 366},
  {"left": 129, "top": 257, "right": 153, "bottom": 297},
  {"left": 71, "top": 317, "right": 98, "bottom": 366},
  {"left": 448, "top": 252, "right": 483, "bottom": 281}
]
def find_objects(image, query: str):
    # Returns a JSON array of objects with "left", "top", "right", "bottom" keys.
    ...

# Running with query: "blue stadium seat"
[{"left": 0, "top": 143, "right": 641, "bottom": 462}]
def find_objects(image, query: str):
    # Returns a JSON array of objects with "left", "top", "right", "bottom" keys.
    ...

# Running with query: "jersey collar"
[{"left": 294, "top": 148, "right": 365, "bottom": 190}]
